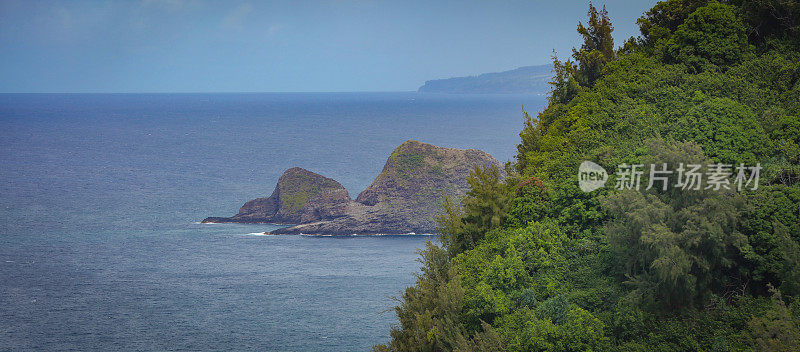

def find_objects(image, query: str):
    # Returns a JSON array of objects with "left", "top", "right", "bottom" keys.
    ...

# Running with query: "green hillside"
[{"left": 377, "top": 1, "right": 800, "bottom": 351}]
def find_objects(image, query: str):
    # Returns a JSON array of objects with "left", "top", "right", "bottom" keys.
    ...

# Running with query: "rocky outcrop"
[
  {"left": 202, "top": 167, "right": 351, "bottom": 224},
  {"left": 204, "top": 140, "right": 502, "bottom": 235}
]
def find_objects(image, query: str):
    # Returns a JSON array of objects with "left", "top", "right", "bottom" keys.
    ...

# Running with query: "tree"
[
  {"left": 636, "top": 0, "right": 709, "bottom": 48},
  {"left": 573, "top": 3, "right": 615, "bottom": 86},
  {"left": 601, "top": 139, "right": 749, "bottom": 310},
  {"left": 515, "top": 109, "right": 541, "bottom": 174},
  {"left": 438, "top": 164, "right": 511, "bottom": 257},
  {"left": 665, "top": 2, "right": 753, "bottom": 71},
  {"left": 748, "top": 286, "right": 800, "bottom": 351},
  {"left": 731, "top": 0, "right": 800, "bottom": 45},
  {"left": 672, "top": 96, "right": 767, "bottom": 165},
  {"left": 548, "top": 54, "right": 582, "bottom": 105}
]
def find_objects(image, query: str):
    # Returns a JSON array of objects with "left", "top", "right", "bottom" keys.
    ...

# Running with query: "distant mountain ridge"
[{"left": 418, "top": 64, "right": 552, "bottom": 94}]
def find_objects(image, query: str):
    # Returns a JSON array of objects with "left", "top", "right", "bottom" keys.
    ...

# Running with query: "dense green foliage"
[{"left": 376, "top": 1, "right": 800, "bottom": 351}]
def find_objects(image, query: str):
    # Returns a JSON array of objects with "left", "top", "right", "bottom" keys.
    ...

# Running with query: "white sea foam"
[
  {"left": 242, "top": 232, "right": 273, "bottom": 236},
  {"left": 298, "top": 232, "right": 436, "bottom": 237}
]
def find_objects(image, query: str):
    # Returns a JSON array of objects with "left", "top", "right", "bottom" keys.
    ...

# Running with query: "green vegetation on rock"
[
  {"left": 275, "top": 140, "right": 503, "bottom": 235},
  {"left": 277, "top": 171, "right": 342, "bottom": 215},
  {"left": 202, "top": 167, "right": 351, "bottom": 224}
]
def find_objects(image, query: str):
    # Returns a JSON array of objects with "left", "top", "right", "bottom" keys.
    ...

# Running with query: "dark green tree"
[
  {"left": 636, "top": 0, "right": 709, "bottom": 49},
  {"left": 602, "top": 139, "right": 749, "bottom": 310},
  {"left": 438, "top": 164, "right": 511, "bottom": 257},
  {"left": 515, "top": 109, "right": 541, "bottom": 174},
  {"left": 665, "top": 2, "right": 753, "bottom": 71},
  {"left": 732, "top": 0, "right": 800, "bottom": 45},
  {"left": 548, "top": 54, "right": 582, "bottom": 106},
  {"left": 573, "top": 3, "right": 615, "bottom": 86}
]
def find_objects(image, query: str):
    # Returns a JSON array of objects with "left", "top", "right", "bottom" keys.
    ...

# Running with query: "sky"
[{"left": 0, "top": 0, "right": 658, "bottom": 93}]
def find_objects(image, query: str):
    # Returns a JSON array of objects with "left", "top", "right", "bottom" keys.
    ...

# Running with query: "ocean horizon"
[{"left": 1, "top": 92, "right": 546, "bottom": 351}]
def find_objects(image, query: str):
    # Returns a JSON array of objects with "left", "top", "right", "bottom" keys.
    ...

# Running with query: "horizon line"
[{"left": 0, "top": 90, "right": 422, "bottom": 95}]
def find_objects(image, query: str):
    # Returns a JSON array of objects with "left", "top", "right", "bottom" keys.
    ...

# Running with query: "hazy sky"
[{"left": 0, "top": 0, "right": 658, "bottom": 93}]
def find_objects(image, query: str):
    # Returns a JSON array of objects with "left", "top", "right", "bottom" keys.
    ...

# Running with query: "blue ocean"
[{"left": 0, "top": 92, "right": 546, "bottom": 351}]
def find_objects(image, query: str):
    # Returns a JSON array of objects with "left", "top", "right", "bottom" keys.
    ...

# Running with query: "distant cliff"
[
  {"left": 418, "top": 64, "right": 552, "bottom": 94},
  {"left": 204, "top": 140, "right": 503, "bottom": 235}
]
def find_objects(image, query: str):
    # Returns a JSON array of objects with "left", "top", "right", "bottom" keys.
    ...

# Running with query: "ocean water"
[{"left": 0, "top": 92, "right": 546, "bottom": 351}]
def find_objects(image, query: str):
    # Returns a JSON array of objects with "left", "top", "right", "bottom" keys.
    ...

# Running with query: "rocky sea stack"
[
  {"left": 204, "top": 140, "right": 502, "bottom": 234},
  {"left": 201, "top": 167, "right": 351, "bottom": 224}
]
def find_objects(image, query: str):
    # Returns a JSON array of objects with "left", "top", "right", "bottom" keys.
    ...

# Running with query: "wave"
[{"left": 300, "top": 233, "right": 436, "bottom": 237}]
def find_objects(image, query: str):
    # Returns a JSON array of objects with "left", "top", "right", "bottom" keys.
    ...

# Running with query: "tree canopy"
[{"left": 376, "top": 1, "right": 800, "bottom": 351}]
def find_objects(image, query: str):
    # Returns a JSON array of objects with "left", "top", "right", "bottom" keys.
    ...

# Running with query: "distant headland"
[
  {"left": 418, "top": 64, "right": 552, "bottom": 94},
  {"left": 203, "top": 140, "right": 502, "bottom": 235}
]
